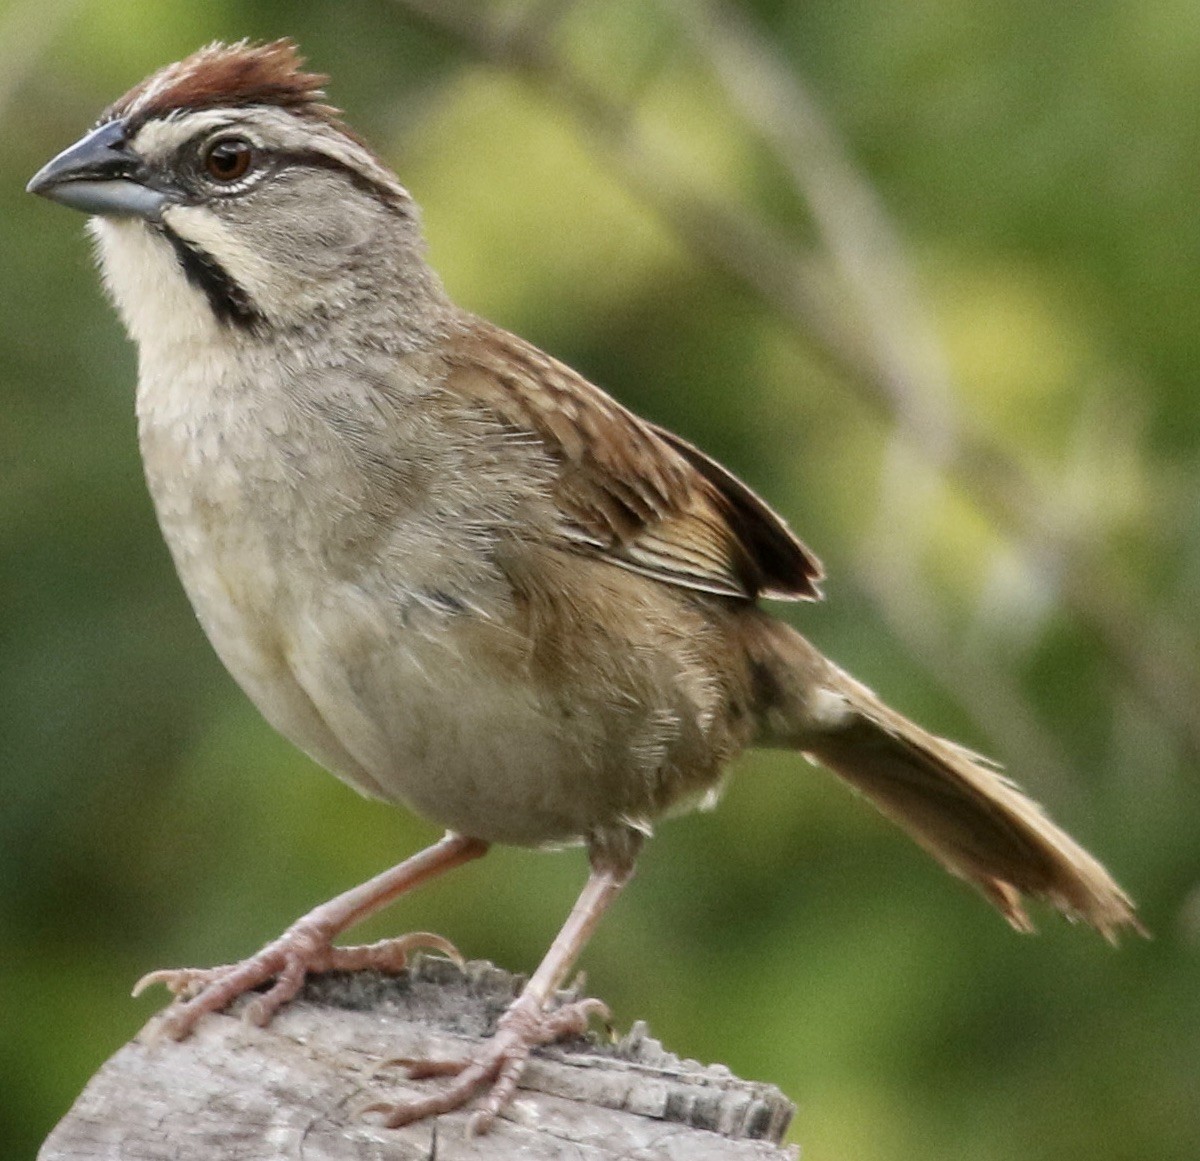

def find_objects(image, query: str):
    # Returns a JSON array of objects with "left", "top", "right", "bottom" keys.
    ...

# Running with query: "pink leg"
[
  {"left": 135, "top": 832, "right": 489, "bottom": 1038},
  {"left": 367, "top": 852, "right": 636, "bottom": 1135}
]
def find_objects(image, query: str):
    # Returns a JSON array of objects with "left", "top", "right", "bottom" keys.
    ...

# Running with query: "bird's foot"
[
  {"left": 367, "top": 993, "right": 610, "bottom": 1134},
  {"left": 134, "top": 929, "right": 461, "bottom": 1039}
]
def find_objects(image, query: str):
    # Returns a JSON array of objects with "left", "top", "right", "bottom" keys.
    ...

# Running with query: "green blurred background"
[{"left": 3, "top": 1, "right": 1197, "bottom": 1157}]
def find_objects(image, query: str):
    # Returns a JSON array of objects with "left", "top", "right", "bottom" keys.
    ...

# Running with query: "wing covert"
[{"left": 443, "top": 322, "right": 822, "bottom": 602}]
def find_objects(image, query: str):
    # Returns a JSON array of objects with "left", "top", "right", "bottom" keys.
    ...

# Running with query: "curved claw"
[
  {"left": 132, "top": 965, "right": 225, "bottom": 1000},
  {"left": 540, "top": 996, "right": 610, "bottom": 1038},
  {"left": 368, "top": 993, "right": 609, "bottom": 1131},
  {"left": 132, "top": 928, "right": 463, "bottom": 1041}
]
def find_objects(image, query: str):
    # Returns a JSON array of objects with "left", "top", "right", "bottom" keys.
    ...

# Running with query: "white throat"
[{"left": 88, "top": 216, "right": 226, "bottom": 355}]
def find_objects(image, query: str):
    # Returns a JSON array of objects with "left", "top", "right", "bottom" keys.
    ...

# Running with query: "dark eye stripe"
[{"left": 272, "top": 149, "right": 408, "bottom": 211}]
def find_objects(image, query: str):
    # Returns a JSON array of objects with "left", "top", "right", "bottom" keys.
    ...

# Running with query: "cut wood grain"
[{"left": 40, "top": 956, "right": 797, "bottom": 1159}]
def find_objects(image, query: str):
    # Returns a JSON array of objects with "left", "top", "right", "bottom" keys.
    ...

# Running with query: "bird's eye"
[{"left": 202, "top": 137, "right": 254, "bottom": 183}]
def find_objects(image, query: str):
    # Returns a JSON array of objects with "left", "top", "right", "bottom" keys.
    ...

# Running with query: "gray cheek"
[{"left": 231, "top": 173, "right": 380, "bottom": 274}]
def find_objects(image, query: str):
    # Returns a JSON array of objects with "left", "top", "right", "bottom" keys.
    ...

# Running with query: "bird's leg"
[
  {"left": 368, "top": 846, "right": 637, "bottom": 1135},
  {"left": 135, "top": 832, "right": 489, "bottom": 1038}
]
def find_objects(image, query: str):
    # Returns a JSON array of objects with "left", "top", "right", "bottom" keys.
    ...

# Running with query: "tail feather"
[{"left": 750, "top": 621, "right": 1143, "bottom": 941}]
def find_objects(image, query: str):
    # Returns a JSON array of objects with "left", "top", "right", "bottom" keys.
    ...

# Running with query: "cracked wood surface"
[{"left": 39, "top": 956, "right": 797, "bottom": 1159}]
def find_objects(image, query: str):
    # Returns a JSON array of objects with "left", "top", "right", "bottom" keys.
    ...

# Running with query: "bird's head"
[{"left": 28, "top": 40, "right": 445, "bottom": 343}]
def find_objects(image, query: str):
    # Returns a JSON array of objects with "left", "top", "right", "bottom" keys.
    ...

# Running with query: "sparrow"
[{"left": 27, "top": 40, "right": 1141, "bottom": 1133}]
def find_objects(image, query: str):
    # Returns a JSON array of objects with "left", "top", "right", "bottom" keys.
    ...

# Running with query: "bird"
[{"left": 28, "top": 39, "right": 1141, "bottom": 1134}]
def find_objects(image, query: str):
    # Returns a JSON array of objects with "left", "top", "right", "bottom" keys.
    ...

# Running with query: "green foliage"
[{"left": 2, "top": 2, "right": 1196, "bottom": 1158}]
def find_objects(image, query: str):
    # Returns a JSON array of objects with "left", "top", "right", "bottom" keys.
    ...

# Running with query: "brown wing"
[{"left": 442, "top": 321, "right": 822, "bottom": 603}]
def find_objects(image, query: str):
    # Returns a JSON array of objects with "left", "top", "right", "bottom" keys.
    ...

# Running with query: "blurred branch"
[
  {"left": 388, "top": 0, "right": 1200, "bottom": 762},
  {"left": 664, "top": 0, "right": 958, "bottom": 449},
  {"left": 665, "top": 0, "right": 1061, "bottom": 779}
]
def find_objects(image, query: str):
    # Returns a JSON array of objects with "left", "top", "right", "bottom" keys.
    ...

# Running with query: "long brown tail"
[{"left": 747, "top": 618, "right": 1143, "bottom": 941}]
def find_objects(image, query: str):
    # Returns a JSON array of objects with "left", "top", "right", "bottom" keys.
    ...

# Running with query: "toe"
[
  {"left": 132, "top": 966, "right": 214, "bottom": 999},
  {"left": 322, "top": 931, "right": 463, "bottom": 975}
]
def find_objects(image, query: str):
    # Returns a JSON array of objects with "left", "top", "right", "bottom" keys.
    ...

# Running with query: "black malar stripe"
[{"left": 158, "top": 225, "right": 265, "bottom": 330}]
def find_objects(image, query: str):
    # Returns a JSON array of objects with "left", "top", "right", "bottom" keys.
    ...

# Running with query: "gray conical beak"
[{"left": 27, "top": 120, "right": 173, "bottom": 221}]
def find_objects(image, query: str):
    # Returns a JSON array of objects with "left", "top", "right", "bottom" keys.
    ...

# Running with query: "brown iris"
[{"left": 203, "top": 137, "right": 253, "bottom": 183}]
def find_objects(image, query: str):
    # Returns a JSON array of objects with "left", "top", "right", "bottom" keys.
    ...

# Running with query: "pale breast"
[
  {"left": 129, "top": 335, "right": 612, "bottom": 838},
  {"left": 121, "top": 260, "right": 734, "bottom": 842}
]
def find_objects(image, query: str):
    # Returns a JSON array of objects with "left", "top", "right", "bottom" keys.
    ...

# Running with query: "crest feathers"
[{"left": 105, "top": 39, "right": 342, "bottom": 130}]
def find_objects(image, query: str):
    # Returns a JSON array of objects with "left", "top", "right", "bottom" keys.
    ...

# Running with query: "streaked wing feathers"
[{"left": 444, "top": 322, "right": 822, "bottom": 602}]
